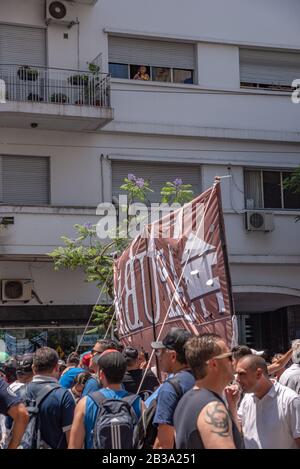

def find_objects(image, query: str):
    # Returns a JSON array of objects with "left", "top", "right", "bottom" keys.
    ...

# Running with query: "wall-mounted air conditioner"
[
  {"left": 245, "top": 211, "right": 274, "bottom": 232},
  {"left": 1, "top": 279, "right": 33, "bottom": 302},
  {"left": 46, "top": 1, "right": 76, "bottom": 26}
]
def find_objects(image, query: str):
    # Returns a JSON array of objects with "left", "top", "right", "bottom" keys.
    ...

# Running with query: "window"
[
  {"left": 108, "top": 36, "right": 195, "bottom": 84},
  {"left": 239, "top": 48, "right": 300, "bottom": 92},
  {"left": 112, "top": 161, "right": 201, "bottom": 204},
  {"left": 244, "top": 169, "right": 300, "bottom": 210},
  {"left": 0, "top": 155, "right": 50, "bottom": 205},
  {"left": 108, "top": 63, "right": 128, "bottom": 79}
]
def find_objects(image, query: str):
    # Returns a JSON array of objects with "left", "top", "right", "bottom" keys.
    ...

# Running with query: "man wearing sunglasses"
[{"left": 174, "top": 334, "right": 243, "bottom": 449}]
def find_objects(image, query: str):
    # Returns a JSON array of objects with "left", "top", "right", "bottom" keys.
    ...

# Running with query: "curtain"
[{"left": 244, "top": 171, "right": 263, "bottom": 209}]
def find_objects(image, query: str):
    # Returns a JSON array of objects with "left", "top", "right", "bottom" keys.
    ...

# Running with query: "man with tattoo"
[
  {"left": 231, "top": 354, "right": 300, "bottom": 449},
  {"left": 174, "top": 334, "right": 244, "bottom": 449}
]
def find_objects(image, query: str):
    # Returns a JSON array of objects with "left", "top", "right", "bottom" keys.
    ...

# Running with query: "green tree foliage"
[
  {"left": 283, "top": 167, "right": 300, "bottom": 221},
  {"left": 49, "top": 176, "right": 194, "bottom": 334}
]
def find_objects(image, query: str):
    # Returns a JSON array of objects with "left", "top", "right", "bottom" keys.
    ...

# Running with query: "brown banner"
[{"left": 114, "top": 180, "right": 233, "bottom": 354}]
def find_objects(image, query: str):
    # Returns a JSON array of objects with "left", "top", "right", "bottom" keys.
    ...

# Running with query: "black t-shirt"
[
  {"left": 174, "top": 387, "right": 244, "bottom": 449},
  {"left": 0, "top": 378, "right": 21, "bottom": 416},
  {"left": 122, "top": 369, "right": 159, "bottom": 398}
]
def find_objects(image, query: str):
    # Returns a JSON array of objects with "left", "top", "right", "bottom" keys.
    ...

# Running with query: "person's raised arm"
[{"left": 267, "top": 348, "right": 293, "bottom": 375}]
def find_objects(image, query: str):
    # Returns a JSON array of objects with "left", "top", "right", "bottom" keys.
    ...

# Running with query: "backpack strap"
[
  {"left": 167, "top": 377, "right": 183, "bottom": 399},
  {"left": 19, "top": 383, "right": 61, "bottom": 409},
  {"left": 35, "top": 384, "right": 61, "bottom": 407},
  {"left": 89, "top": 391, "right": 107, "bottom": 407}
]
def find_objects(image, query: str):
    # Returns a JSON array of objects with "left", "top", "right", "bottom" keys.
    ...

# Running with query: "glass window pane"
[
  {"left": 263, "top": 171, "right": 282, "bottom": 208},
  {"left": 109, "top": 63, "right": 128, "bottom": 79},
  {"left": 130, "top": 65, "right": 151, "bottom": 81},
  {"left": 173, "top": 69, "right": 193, "bottom": 84},
  {"left": 244, "top": 171, "right": 263, "bottom": 209},
  {"left": 152, "top": 67, "right": 171, "bottom": 82},
  {"left": 283, "top": 172, "right": 300, "bottom": 209}
]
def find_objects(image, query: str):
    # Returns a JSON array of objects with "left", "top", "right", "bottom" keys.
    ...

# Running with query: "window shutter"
[
  {"left": 1, "top": 156, "right": 50, "bottom": 205},
  {"left": 239, "top": 48, "right": 300, "bottom": 86},
  {"left": 112, "top": 161, "right": 201, "bottom": 203},
  {"left": 0, "top": 24, "right": 46, "bottom": 66},
  {"left": 108, "top": 36, "right": 195, "bottom": 69}
]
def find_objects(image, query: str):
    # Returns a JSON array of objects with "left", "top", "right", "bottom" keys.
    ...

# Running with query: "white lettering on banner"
[
  {"left": 182, "top": 233, "right": 223, "bottom": 314},
  {"left": 155, "top": 250, "right": 184, "bottom": 320},
  {"left": 124, "top": 257, "right": 143, "bottom": 331}
]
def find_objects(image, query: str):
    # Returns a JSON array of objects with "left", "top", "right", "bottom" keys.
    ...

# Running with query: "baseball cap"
[
  {"left": 16, "top": 353, "right": 33, "bottom": 374},
  {"left": 151, "top": 328, "right": 192, "bottom": 353},
  {"left": 81, "top": 352, "right": 92, "bottom": 369}
]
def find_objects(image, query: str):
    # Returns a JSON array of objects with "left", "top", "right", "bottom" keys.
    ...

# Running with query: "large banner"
[{"left": 114, "top": 180, "right": 234, "bottom": 353}]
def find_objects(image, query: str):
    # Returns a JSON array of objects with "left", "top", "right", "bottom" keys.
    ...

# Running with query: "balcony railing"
[{"left": 0, "top": 64, "right": 111, "bottom": 108}]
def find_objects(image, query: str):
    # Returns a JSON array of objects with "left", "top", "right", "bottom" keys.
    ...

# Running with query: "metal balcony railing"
[{"left": 0, "top": 64, "right": 111, "bottom": 107}]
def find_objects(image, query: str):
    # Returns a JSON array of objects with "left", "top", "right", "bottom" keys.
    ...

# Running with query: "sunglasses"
[{"left": 212, "top": 352, "right": 233, "bottom": 362}]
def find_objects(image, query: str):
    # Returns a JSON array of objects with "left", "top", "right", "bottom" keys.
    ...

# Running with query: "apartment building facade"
[{"left": 0, "top": 0, "right": 300, "bottom": 353}]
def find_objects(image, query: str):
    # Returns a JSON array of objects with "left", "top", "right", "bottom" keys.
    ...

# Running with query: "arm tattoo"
[{"left": 204, "top": 402, "right": 230, "bottom": 437}]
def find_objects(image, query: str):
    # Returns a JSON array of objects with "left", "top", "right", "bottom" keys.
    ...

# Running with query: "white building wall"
[{"left": 0, "top": 0, "right": 300, "bottom": 324}]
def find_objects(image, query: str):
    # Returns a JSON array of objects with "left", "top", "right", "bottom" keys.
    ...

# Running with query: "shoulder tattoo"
[{"left": 204, "top": 402, "right": 230, "bottom": 437}]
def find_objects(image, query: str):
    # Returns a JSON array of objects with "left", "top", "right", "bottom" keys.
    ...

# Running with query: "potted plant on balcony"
[
  {"left": 50, "top": 93, "right": 68, "bottom": 104},
  {"left": 27, "top": 93, "right": 44, "bottom": 102},
  {"left": 67, "top": 74, "right": 89, "bottom": 86},
  {"left": 17, "top": 65, "right": 39, "bottom": 81}
]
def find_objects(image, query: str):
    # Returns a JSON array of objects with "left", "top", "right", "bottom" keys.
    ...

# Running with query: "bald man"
[{"left": 227, "top": 355, "right": 300, "bottom": 449}]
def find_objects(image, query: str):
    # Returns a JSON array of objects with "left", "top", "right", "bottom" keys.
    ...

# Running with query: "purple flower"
[
  {"left": 173, "top": 178, "right": 183, "bottom": 187},
  {"left": 84, "top": 222, "right": 93, "bottom": 229},
  {"left": 127, "top": 173, "right": 136, "bottom": 182},
  {"left": 135, "top": 177, "right": 145, "bottom": 188}
]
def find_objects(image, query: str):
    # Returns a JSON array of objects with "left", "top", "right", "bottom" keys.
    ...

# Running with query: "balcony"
[{"left": 0, "top": 64, "right": 113, "bottom": 132}]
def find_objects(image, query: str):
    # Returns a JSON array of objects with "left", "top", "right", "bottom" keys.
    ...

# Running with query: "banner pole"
[{"left": 215, "top": 177, "right": 236, "bottom": 343}]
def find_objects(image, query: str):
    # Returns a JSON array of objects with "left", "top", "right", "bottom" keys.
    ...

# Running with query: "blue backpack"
[{"left": 90, "top": 392, "right": 139, "bottom": 449}]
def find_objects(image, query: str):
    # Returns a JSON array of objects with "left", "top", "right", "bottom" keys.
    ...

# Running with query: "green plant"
[
  {"left": 17, "top": 66, "right": 39, "bottom": 81},
  {"left": 50, "top": 93, "right": 68, "bottom": 104},
  {"left": 283, "top": 166, "right": 300, "bottom": 221},
  {"left": 68, "top": 74, "right": 89, "bottom": 86}
]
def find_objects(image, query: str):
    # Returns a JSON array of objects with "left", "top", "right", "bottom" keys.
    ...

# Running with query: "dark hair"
[
  {"left": 238, "top": 354, "right": 268, "bottom": 375},
  {"left": 185, "top": 333, "right": 222, "bottom": 379},
  {"left": 231, "top": 345, "right": 252, "bottom": 361},
  {"left": 33, "top": 347, "right": 59, "bottom": 373},
  {"left": 95, "top": 339, "right": 123, "bottom": 354},
  {"left": 98, "top": 351, "right": 127, "bottom": 384},
  {"left": 4, "top": 357, "right": 17, "bottom": 384},
  {"left": 66, "top": 352, "right": 80, "bottom": 366},
  {"left": 72, "top": 371, "right": 91, "bottom": 387},
  {"left": 123, "top": 347, "right": 139, "bottom": 366}
]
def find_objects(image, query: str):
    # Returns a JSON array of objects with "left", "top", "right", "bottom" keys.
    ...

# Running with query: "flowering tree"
[
  {"left": 49, "top": 175, "right": 194, "bottom": 334},
  {"left": 283, "top": 168, "right": 300, "bottom": 221}
]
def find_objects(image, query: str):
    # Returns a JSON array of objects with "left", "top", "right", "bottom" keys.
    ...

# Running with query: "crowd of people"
[{"left": 0, "top": 330, "right": 299, "bottom": 449}]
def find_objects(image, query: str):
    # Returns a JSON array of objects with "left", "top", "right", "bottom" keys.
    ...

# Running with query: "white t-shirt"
[{"left": 238, "top": 381, "right": 300, "bottom": 449}]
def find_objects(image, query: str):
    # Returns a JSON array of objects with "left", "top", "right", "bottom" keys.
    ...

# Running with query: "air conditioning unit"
[
  {"left": 245, "top": 211, "right": 274, "bottom": 232},
  {"left": 46, "top": 1, "right": 76, "bottom": 26},
  {"left": 1, "top": 280, "right": 33, "bottom": 302}
]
